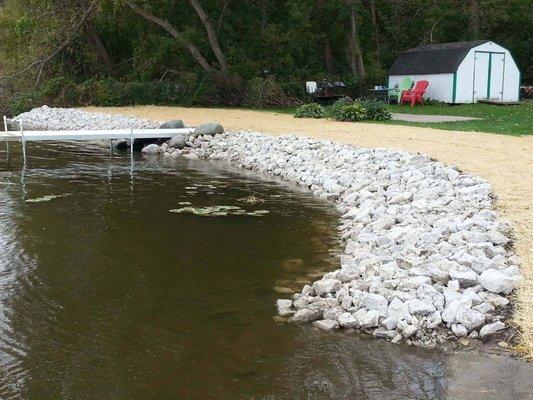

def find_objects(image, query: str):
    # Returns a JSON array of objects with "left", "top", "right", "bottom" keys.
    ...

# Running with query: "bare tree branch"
[
  {"left": 124, "top": 0, "right": 212, "bottom": 72},
  {"left": 187, "top": 0, "right": 229, "bottom": 72}
]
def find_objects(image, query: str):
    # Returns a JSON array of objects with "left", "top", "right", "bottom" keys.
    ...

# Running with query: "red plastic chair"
[{"left": 400, "top": 80, "right": 429, "bottom": 106}]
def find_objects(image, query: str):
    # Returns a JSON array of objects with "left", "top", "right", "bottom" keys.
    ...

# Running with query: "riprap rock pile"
[{"left": 186, "top": 131, "right": 520, "bottom": 347}]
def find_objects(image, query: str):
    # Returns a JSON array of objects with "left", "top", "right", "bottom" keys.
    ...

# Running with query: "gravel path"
[{"left": 391, "top": 113, "right": 481, "bottom": 123}]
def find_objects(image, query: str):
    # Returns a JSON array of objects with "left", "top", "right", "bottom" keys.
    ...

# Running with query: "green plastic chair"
[{"left": 389, "top": 77, "right": 413, "bottom": 103}]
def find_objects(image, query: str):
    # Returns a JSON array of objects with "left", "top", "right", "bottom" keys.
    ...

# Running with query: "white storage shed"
[{"left": 388, "top": 40, "right": 521, "bottom": 104}]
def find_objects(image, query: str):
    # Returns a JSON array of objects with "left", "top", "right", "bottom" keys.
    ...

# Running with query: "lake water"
[{"left": 0, "top": 142, "right": 511, "bottom": 400}]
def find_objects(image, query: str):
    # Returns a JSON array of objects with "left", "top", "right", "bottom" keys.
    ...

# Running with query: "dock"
[{"left": 1, "top": 116, "right": 194, "bottom": 163}]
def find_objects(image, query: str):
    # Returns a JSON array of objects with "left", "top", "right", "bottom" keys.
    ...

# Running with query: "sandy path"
[{"left": 84, "top": 105, "right": 533, "bottom": 356}]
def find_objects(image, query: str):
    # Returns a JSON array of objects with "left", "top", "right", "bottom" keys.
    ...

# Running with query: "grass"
[
  {"left": 193, "top": 101, "right": 533, "bottom": 136},
  {"left": 384, "top": 101, "right": 533, "bottom": 136}
]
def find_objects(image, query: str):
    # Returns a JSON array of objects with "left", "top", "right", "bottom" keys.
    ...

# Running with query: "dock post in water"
[
  {"left": 129, "top": 129, "right": 134, "bottom": 162},
  {"left": 3, "top": 116, "right": 9, "bottom": 159},
  {"left": 20, "top": 121, "right": 26, "bottom": 164}
]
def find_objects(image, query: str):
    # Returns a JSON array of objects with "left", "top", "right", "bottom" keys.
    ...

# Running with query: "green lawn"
[{"left": 384, "top": 102, "right": 533, "bottom": 136}]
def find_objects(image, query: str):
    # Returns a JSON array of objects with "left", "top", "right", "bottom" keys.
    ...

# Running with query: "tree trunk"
[
  {"left": 468, "top": 0, "right": 480, "bottom": 39},
  {"left": 124, "top": 0, "right": 212, "bottom": 72},
  {"left": 187, "top": 0, "right": 229, "bottom": 73},
  {"left": 260, "top": 0, "right": 268, "bottom": 35},
  {"left": 85, "top": 20, "right": 116, "bottom": 77},
  {"left": 368, "top": 0, "right": 380, "bottom": 54},
  {"left": 347, "top": 0, "right": 365, "bottom": 80},
  {"left": 315, "top": 0, "right": 333, "bottom": 73}
]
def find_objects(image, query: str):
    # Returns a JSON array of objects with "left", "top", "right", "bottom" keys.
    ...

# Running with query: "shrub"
[
  {"left": 334, "top": 102, "right": 367, "bottom": 122},
  {"left": 294, "top": 103, "right": 325, "bottom": 118},
  {"left": 362, "top": 100, "right": 392, "bottom": 121}
]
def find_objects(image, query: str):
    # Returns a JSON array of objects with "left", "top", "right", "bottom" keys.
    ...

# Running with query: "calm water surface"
[{"left": 0, "top": 143, "right": 447, "bottom": 399}]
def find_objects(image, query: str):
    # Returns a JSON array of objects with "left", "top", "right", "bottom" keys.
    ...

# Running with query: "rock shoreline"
[
  {"left": 14, "top": 107, "right": 521, "bottom": 347},
  {"left": 185, "top": 131, "right": 520, "bottom": 347}
]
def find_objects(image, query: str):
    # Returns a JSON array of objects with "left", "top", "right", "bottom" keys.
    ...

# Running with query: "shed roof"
[{"left": 388, "top": 40, "right": 489, "bottom": 75}]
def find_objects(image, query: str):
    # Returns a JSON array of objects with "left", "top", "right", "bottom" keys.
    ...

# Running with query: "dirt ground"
[{"left": 85, "top": 105, "right": 533, "bottom": 357}]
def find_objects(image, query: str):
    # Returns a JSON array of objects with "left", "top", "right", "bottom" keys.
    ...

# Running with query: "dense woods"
[{"left": 0, "top": 0, "right": 531, "bottom": 115}]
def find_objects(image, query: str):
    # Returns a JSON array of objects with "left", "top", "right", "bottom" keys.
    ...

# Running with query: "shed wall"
[
  {"left": 455, "top": 42, "right": 520, "bottom": 103},
  {"left": 388, "top": 74, "right": 454, "bottom": 103}
]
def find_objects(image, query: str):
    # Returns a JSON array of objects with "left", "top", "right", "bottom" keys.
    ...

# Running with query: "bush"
[
  {"left": 334, "top": 102, "right": 367, "bottom": 122},
  {"left": 362, "top": 100, "right": 392, "bottom": 121},
  {"left": 294, "top": 103, "right": 325, "bottom": 118}
]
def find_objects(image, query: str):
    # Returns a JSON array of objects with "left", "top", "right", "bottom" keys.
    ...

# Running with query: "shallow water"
[{"left": 0, "top": 143, "right": 527, "bottom": 400}]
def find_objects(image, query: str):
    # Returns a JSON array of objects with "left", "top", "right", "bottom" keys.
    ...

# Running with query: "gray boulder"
[
  {"left": 160, "top": 119, "right": 185, "bottom": 129},
  {"left": 194, "top": 122, "right": 224, "bottom": 137},
  {"left": 167, "top": 133, "right": 188, "bottom": 149},
  {"left": 141, "top": 144, "right": 160, "bottom": 155}
]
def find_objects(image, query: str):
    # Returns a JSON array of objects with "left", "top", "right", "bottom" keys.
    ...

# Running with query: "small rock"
[
  {"left": 360, "top": 310, "right": 380, "bottom": 328},
  {"left": 382, "top": 317, "right": 398, "bottom": 330},
  {"left": 451, "top": 324, "right": 468, "bottom": 337},
  {"left": 479, "top": 321, "right": 506, "bottom": 338},
  {"left": 408, "top": 299, "right": 436, "bottom": 316},
  {"left": 313, "top": 319, "right": 340, "bottom": 331},
  {"left": 289, "top": 308, "right": 322, "bottom": 323},
  {"left": 313, "top": 279, "right": 342, "bottom": 296},
  {"left": 338, "top": 312, "right": 358, "bottom": 328},
  {"left": 359, "top": 293, "right": 388, "bottom": 310},
  {"left": 456, "top": 307, "right": 485, "bottom": 331},
  {"left": 372, "top": 328, "right": 397, "bottom": 340}
]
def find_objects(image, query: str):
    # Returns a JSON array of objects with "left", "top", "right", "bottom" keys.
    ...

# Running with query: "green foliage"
[
  {"left": 334, "top": 102, "right": 367, "bottom": 122},
  {"left": 362, "top": 101, "right": 392, "bottom": 121},
  {"left": 6, "top": 78, "right": 188, "bottom": 115},
  {"left": 0, "top": 0, "right": 531, "bottom": 115},
  {"left": 294, "top": 103, "right": 325, "bottom": 118}
]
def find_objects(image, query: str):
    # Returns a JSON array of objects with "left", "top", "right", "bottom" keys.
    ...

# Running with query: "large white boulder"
[{"left": 479, "top": 269, "right": 518, "bottom": 294}]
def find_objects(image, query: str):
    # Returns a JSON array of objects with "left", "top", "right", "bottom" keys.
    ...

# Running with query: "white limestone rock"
[
  {"left": 313, "top": 279, "right": 343, "bottom": 296},
  {"left": 313, "top": 319, "right": 340, "bottom": 331},
  {"left": 479, "top": 321, "right": 505, "bottom": 338},
  {"left": 479, "top": 269, "right": 518, "bottom": 295}
]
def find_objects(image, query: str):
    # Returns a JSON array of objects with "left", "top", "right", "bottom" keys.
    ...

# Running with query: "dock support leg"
[
  {"left": 109, "top": 139, "right": 113, "bottom": 157},
  {"left": 129, "top": 129, "right": 134, "bottom": 162},
  {"left": 3, "top": 116, "right": 9, "bottom": 159},
  {"left": 20, "top": 121, "right": 26, "bottom": 164}
]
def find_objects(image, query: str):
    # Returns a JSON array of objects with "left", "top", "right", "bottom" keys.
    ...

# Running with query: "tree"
[
  {"left": 467, "top": 0, "right": 481, "bottom": 39},
  {"left": 346, "top": 0, "right": 365, "bottom": 80}
]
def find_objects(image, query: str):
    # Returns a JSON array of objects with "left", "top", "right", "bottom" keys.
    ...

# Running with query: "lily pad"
[{"left": 169, "top": 205, "right": 269, "bottom": 218}]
